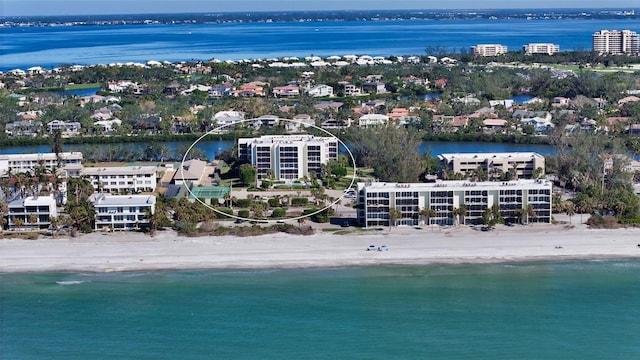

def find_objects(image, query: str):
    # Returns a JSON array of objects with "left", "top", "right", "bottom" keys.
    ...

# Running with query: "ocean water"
[
  {"left": 2, "top": 261, "right": 639, "bottom": 359},
  {"left": 1, "top": 18, "right": 638, "bottom": 71}
]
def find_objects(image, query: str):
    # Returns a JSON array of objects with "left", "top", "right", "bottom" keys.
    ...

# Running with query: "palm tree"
[
  {"left": 419, "top": 207, "right": 437, "bottom": 227},
  {"left": 452, "top": 205, "right": 467, "bottom": 226},
  {"left": 524, "top": 204, "right": 537, "bottom": 225},
  {"left": 49, "top": 216, "right": 60, "bottom": 236},
  {"left": 13, "top": 217, "right": 25, "bottom": 230},
  {"left": 564, "top": 202, "right": 575, "bottom": 224},
  {"left": 388, "top": 208, "right": 402, "bottom": 230},
  {"left": 28, "top": 214, "right": 38, "bottom": 229}
]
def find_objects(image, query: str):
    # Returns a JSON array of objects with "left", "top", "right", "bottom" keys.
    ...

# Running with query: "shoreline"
[{"left": 2, "top": 219, "right": 640, "bottom": 273}]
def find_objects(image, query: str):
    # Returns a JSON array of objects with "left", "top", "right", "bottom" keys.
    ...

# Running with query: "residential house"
[
  {"left": 489, "top": 99, "right": 515, "bottom": 109},
  {"left": 163, "top": 80, "right": 181, "bottom": 95},
  {"left": 482, "top": 119, "right": 509, "bottom": 132},
  {"left": 209, "top": 83, "right": 233, "bottom": 97},
  {"left": 513, "top": 110, "right": 554, "bottom": 132},
  {"left": 286, "top": 114, "right": 315, "bottom": 132},
  {"left": 552, "top": 97, "right": 570, "bottom": 107},
  {"left": 314, "top": 101, "right": 343, "bottom": 112},
  {"left": 92, "top": 194, "right": 156, "bottom": 231},
  {"left": 93, "top": 119, "right": 122, "bottom": 133},
  {"left": 107, "top": 80, "right": 139, "bottom": 93},
  {"left": 341, "top": 83, "right": 363, "bottom": 97},
  {"left": 213, "top": 110, "right": 245, "bottom": 128},
  {"left": 358, "top": 114, "right": 389, "bottom": 128},
  {"left": 249, "top": 115, "right": 280, "bottom": 129},
  {"left": 46, "top": 120, "right": 81, "bottom": 135},
  {"left": 321, "top": 118, "right": 351, "bottom": 129},
  {"left": 453, "top": 96, "right": 481, "bottom": 105},
  {"left": 618, "top": 96, "right": 640, "bottom": 106},
  {"left": 387, "top": 108, "right": 410, "bottom": 121},
  {"left": 180, "top": 84, "right": 212, "bottom": 96},
  {"left": 362, "top": 81, "right": 387, "bottom": 94},
  {"left": 5, "top": 120, "right": 42, "bottom": 137},
  {"left": 272, "top": 84, "right": 300, "bottom": 98},
  {"left": 172, "top": 159, "right": 209, "bottom": 186},
  {"left": 306, "top": 84, "right": 334, "bottom": 97},
  {"left": 233, "top": 82, "right": 266, "bottom": 97}
]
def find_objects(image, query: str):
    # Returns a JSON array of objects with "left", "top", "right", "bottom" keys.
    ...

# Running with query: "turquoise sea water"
[{"left": 2, "top": 261, "right": 639, "bottom": 359}]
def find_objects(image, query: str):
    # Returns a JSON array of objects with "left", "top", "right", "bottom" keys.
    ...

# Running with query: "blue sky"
[{"left": 2, "top": 0, "right": 638, "bottom": 16}]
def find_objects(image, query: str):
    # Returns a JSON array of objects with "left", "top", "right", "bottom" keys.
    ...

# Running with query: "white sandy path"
[{"left": 2, "top": 222, "right": 640, "bottom": 273}]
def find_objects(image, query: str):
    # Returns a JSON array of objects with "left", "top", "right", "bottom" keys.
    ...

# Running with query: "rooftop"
[
  {"left": 358, "top": 179, "right": 552, "bottom": 192},
  {"left": 92, "top": 194, "right": 156, "bottom": 206}
]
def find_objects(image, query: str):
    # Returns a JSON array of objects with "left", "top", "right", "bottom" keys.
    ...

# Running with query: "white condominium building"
[
  {"left": 93, "top": 193, "right": 156, "bottom": 231},
  {"left": 523, "top": 43, "right": 560, "bottom": 55},
  {"left": 82, "top": 166, "right": 157, "bottom": 193},
  {"left": 356, "top": 180, "right": 552, "bottom": 228},
  {"left": 0, "top": 152, "right": 83, "bottom": 176},
  {"left": 471, "top": 44, "right": 508, "bottom": 57},
  {"left": 593, "top": 30, "right": 639, "bottom": 55},
  {"left": 238, "top": 135, "right": 338, "bottom": 181},
  {"left": 437, "top": 152, "right": 545, "bottom": 180},
  {"left": 7, "top": 195, "right": 58, "bottom": 230}
]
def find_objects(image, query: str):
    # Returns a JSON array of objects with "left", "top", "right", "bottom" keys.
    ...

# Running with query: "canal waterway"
[{"left": 0, "top": 140, "right": 557, "bottom": 161}]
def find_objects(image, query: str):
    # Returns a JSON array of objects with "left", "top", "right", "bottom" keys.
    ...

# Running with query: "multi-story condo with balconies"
[
  {"left": 93, "top": 193, "right": 156, "bottom": 231},
  {"left": 523, "top": 43, "right": 560, "bottom": 55},
  {"left": 437, "top": 152, "right": 545, "bottom": 180},
  {"left": 0, "top": 152, "right": 83, "bottom": 177},
  {"left": 593, "top": 30, "right": 639, "bottom": 55},
  {"left": 7, "top": 195, "right": 58, "bottom": 230},
  {"left": 238, "top": 135, "right": 338, "bottom": 181},
  {"left": 82, "top": 166, "right": 157, "bottom": 194},
  {"left": 471, "top": 44, "right": 508, "bottom": 57},
  {"left": 356, "top": 180, "right": 552, "bottom": 228}
]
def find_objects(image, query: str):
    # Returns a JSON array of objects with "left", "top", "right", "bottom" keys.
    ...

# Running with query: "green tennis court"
[{"left": 188, "top": 186, "right": 231, "bottom": 199}]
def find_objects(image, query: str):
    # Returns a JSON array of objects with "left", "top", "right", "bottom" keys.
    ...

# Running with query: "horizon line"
[{"left": 2, "top": 7, "right": 639, "bottom": 18}]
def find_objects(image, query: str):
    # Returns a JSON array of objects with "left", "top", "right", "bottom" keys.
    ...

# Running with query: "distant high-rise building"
[
  {"left": 523, "top": 43, "right": 560, "bottom": 55},
  {"left": 592, "top": 30, "right": 639, "bottom": 55},
  {"left": 471, "top": 44, "right": 508, "bottom": 57}
]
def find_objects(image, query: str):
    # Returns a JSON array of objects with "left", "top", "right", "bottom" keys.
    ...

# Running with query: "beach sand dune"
[{"left": 2, "top": 218, "right": 640, "bottom": 273}]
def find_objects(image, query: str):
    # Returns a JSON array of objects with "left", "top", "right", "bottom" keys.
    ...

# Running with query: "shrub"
[
  {"left": 271, "top": 208, "right": 287, "bottom": 218},
  {"left": 235, "top": 198, "right": 253, "bottom": 208},
  {"left": 216, "top": 208, "right": 234, "bottom": 218},
  {"left": 238, "top": 209, "right": 250, "bottom": 218},
  {"left": 268, "top": 198, "right": 281, "bottom": 208},
  {"left": 585, "top": 214, "right": 619, "bottom": 229},
  {"left": 291, "top": 197, "right": 309, "bottom": 206}
]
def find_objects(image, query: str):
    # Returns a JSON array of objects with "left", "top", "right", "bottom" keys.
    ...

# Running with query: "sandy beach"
[{"left": 2, "top": 215, "right": 640, "bottom": 273}]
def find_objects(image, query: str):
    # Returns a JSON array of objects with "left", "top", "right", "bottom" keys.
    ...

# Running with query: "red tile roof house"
[
  {"left": 272, "top": 85, "right": 300, "bottom": 98},
  {"left": 233, "top": 84, "right": 265, "bottom": 97},
  {"left": 387, "top": 108, "right": 410, "bottom": 122}
]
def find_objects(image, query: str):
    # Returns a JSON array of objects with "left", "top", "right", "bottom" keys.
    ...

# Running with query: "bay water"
[
  {"left": 1, "top": 18, "right": 638, "bottom": 71},
  {"left": 2, "top": 260, "right": 639, "bottom": 359}
]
